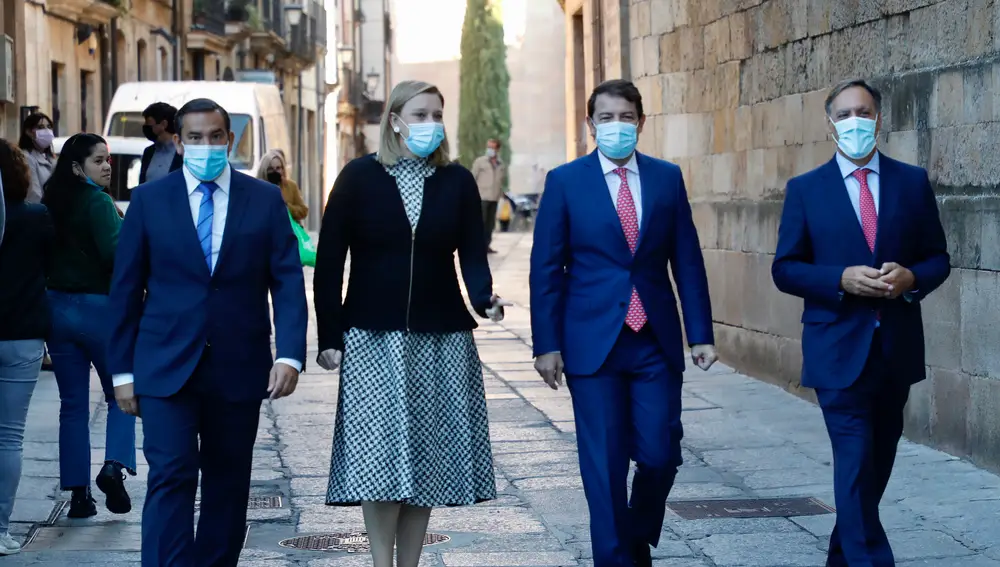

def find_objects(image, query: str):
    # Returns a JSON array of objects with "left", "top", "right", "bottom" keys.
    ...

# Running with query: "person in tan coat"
[
  {"left": 470, "top": 138, "right": 507, "bottom": 253},
  {"left": 256, "top": 150, "right": 309, "bottom": 225}
]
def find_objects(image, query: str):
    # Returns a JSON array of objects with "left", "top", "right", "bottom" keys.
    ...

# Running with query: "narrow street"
[{"left": 6, "top": 232, "right": 1000, "bottom": 567}]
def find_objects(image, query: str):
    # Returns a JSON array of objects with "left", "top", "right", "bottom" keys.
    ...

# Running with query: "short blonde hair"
[
  {"left": 256, "top": 150, "right": 286, "bottom": 181},
  {"left": 377, "top": 80, "right": 451, "bottom": 167}
]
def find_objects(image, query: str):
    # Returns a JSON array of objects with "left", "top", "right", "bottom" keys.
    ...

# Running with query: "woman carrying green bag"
[{"left": 257, "top": 150, "right": 316, "bottom": 267}]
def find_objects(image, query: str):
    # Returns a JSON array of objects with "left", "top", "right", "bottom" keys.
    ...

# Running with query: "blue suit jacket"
[
  {"left": 107, "top": 168, "right": 308, "bottom": 402},
  {"left": 772, "top": 153, "right": 950, "bottom": 390},
  {"left": 529, "top": 151, "right": 714, "bottom": 376}
]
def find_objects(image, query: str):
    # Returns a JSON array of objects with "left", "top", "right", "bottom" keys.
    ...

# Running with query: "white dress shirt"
[
  {"left": 598, "top": 151, "right": 643, "bottom": 225},
  {"left": 835, "top": 151, "right": 880, "bottom": 225},
  {"left": 112, "top": 165, "right": 302, "bottom": 388}
]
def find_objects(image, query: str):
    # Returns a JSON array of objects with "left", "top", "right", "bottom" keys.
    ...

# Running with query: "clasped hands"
[
  {"left": 534, "top": 344, "right": 718, "bottom": 391},
  {"left": 316, "top": 294, "right": 512, "bottom": 372},
  {"left": 840, "top": 262, "right": 915, "bottom": 299}
]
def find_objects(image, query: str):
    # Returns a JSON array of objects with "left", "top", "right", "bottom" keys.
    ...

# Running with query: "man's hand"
[
  {"left": 691, "top": 344, "right": 718, "bottom": 371},
  {"left": 486, "top": 294, "right": 513, "bottom": 322},
  {"left": 267, "top": 362, "right": 300, "bottom": 400},
  {"left": 114, "top": 383, "right": 140, "bottom": 417},
  {"left": 841, "top": 266, "right": 893, "bottom": 298},
  {"left": 878, "top": 262, "right": 915, "bottom": 299},
  {"left": 534, "top": 352, "right": 565, "bottom": 390},
  {"left": 316, "top": 349, "right": 343, "bottom": 371}
]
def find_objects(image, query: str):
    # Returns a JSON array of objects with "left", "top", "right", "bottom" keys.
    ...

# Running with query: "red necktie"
[
  {"left": 852, "top": 168, "right": 877, "bottom": 252},
  {"left": 614, "top": 167, "right": 647, "bottom": 332}
]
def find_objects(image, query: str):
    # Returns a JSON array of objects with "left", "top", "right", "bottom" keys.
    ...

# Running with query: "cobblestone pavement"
[{"left": 6, "top": 232, "right": 1000, "bottom": 566}]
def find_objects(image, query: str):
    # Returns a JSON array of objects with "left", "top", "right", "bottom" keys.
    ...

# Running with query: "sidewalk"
[{"left": 5, "top": 232, "right": 1000, "bottom": 566}]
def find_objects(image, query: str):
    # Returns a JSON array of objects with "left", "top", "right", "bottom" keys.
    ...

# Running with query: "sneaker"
[
  {"left": 95, "top": 461, "right": 132, "bottom": 514},
  {"left": 0, "top": 532, "right": 21, "bottom": 555},
  {"left": 67, "top": 486, "right": 97, "bottom": 518}
]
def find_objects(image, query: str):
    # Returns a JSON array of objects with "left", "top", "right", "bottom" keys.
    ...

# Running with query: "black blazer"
[
  {"left": 0, "top": 202, "right": 54, "bottom": 340},
  {"left": 138, "top": 144, "right": 184, "bottom": 185},
  {"left": 314, "top": 154, "right": 494, "bottom": 353}
]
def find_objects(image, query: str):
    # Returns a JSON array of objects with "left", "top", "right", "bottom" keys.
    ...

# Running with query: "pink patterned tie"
[
  {"left": 615, "top": 168, "right": 647, "bottom": 332},
  {"left": 853, "top": 168, "right": 877, "bottom": 252}
]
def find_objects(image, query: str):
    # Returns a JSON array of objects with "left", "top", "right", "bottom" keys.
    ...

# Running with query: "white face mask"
[
  {"left": 831, "top": 115, "right": 878, "bottom": 160},
  {"left": 486, "top": 148, "right": 496, "bottom": 158}
]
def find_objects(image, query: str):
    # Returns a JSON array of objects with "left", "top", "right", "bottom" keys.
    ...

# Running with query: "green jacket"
[{"left": 47, "top": 186, "right": 122, "bottom": 295}]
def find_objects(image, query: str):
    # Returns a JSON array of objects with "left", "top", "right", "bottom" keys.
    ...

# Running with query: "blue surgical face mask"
[
  {"left": 83, "top": 176, "right": 103, "bottom": 189},
  {"left": 831, "top": 115, "right": 878, "bottom": 160},
  {"left": 593, "top": 121, "right": 639, "bottom": 160},
  {"left": 398, "top": 119, "right": 445, "bottom": 158},
  {"left": 183, "top": 144, "right": 230, "bottom": 181}
]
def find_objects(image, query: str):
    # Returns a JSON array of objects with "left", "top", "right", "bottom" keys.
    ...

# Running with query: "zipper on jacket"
[{"left": 405, "top": 230, "right": 416, "bottom": 332}]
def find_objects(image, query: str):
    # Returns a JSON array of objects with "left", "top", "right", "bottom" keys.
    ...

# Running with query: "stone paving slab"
[{"left": 6, "top": 233, "right": 1000, "bottom": 567}]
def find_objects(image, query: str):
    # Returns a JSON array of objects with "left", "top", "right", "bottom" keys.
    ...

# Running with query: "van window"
[{"left": 109, "top": 111, "right": 254, "bottom": 169}]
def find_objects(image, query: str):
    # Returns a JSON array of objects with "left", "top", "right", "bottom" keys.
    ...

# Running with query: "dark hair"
[
  {"left": 175, "top": 98, "right": 231, "bottom": 135},
  {"left": 19, "top": 112, "right": 54, "bottom": 157},
  {"left": 825, "top": 79, "right": 883, "bottom": 116},
  {"left": 587, "top": 79, "right": 644, "bottom": 119},
  {"left": 0, "top": 139, "right": 32, "bottom": 204},
  {"left": 142, "top": 102, "right": 178, "bottom": 134},
  {"left": 42, "top": 133, "right": 108, "bottom": 237},
  {"left": 487, "top": 138, "right": 501, "bottom": 148}
]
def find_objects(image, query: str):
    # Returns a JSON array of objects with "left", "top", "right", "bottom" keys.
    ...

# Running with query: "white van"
[{"left": 53, "top": 81, "right": 291, "bottom": 211}]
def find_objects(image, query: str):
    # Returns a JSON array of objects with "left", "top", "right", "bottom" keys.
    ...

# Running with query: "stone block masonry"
[{"left": 616, "top": 0, "right": 1000, "bottom": 471}]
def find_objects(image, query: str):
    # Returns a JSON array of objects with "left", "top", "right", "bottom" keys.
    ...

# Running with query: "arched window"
[{"left": 137, "top": 39, "right": 148, "bottom": 81}]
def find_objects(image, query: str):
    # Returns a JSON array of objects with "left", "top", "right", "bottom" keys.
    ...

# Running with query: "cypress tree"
[{"left": 458, "top": 0, "right": 511, "bottom": 179}]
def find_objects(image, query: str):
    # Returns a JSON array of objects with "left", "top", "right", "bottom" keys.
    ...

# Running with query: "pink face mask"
[{"left": 34, "top": 128, "right": 54, "bottom": 149}]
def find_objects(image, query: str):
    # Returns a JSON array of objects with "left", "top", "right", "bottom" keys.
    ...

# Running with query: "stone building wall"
[{"left": 599, "top": 0, "right": 1000, "bottom": 469}]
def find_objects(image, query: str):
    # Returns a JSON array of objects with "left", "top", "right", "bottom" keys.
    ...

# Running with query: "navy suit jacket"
[
  {"left": 107, "top": 168, "right": 308, "bottom": 402},
  {"left": 772, "top": 153, "right": 950, "bottom": 390},
  {"left": 529, "top": 151, "right": 714, "bottom": 376}
]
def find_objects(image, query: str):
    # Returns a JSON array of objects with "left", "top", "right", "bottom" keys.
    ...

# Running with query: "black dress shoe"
[
  {"left": 67, "top": 487, "right": 97, "bottom": 518},
  {"left": 95, "top": 461, "right": 132, "bottom": 514},
  {"left": 632, "top": 542, "right": 652, "bottom": 567}
]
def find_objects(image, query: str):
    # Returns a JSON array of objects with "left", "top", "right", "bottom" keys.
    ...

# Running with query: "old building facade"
[{"left": 561, "top": 0, "right": 1000, "bottom": 470}]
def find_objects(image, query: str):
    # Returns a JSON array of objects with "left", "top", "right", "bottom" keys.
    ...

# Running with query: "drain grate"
[
  {"left": 667, "top": 497, "right": 834, "bottom": 520},
  {"left": 278, "top": 532, "right": 450, "bottom": 553},
  {"left": 195, "top": 496, "right": 282, "bottom": 510}
]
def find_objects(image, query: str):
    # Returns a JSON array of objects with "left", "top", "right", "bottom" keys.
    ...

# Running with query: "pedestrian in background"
[
  {"left": 19, "top": 113, "right": 55, "bottom": 205},
  {"left": 42, "top": 133, "right": 137, "bottom": 519},
  {"left": 138, "top": 102, "right": 183, "bottom": 184},
  {"left": 314, "top": 80, "right": 510, "bottom": 567},
  {"left": 257, "top": 149, "right": 308, "bottom": 225},
  {"left": 0, "top": 140, "right": 53, "bottom": 556},
  {"left": 772, "top": 79, "right": 950, "bottom": 567},
  {"left": 471, "top": 138, "right": 506, "bottom": 253}
]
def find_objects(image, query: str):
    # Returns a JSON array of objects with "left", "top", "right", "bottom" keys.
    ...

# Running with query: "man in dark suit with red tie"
[{"left": 772, "top": 79, "right": 951, "bottom": 566}]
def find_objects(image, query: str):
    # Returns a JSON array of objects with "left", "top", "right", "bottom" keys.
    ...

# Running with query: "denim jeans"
[
  {"left": 47, "top": 291, "right": 137, "bottom": 489},
  {"left": 0, "top": 339, "right": 44, "bottom": 532}
]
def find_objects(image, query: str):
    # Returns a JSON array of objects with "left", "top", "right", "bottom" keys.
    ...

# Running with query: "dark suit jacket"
[
  {"left": 529, "top": 150, "right": 714, "bottom": 376},
  {"left": 107, "top": 168, "right": 308, "bottom": 401},
  {"left": 771, "top": 153, "right": 950, "bottom": 390},
  {"left": 138, "top": 144, "right": 183, "bottom": 185}
]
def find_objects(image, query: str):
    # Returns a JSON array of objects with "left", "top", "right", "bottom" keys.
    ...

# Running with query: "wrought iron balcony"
[
  {"left": 192, "top": 0, "right": 227, "bottom": 37},
  {"left": 260, "top": 0, "right": 285, "bottom": 38}
]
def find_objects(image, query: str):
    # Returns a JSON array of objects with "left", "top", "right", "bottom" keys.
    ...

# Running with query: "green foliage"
[
  {"left": 458, "top": 0, "right": 511, "bottom": 181},
  {"left": 246, "top": 5, "right": 264, "bottom": 31}
]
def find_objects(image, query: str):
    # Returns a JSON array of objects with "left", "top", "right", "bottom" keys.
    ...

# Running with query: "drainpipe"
[
  {"left": 172, "top": 0, "right": 180, "bottom": 79},
  {"left": 110, "top": 18, "right": 119, "bottom": 90}
]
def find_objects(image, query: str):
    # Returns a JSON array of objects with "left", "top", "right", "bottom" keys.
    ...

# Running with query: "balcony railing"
[
  {"left": 312, "top": 0, "right": 327, "bottom": 47},
  {"left": 192, "top": 0, "right": 226, "bottom": 36},
  {"left": 260, "top": 0, "right": 284, "bottom": 37}
]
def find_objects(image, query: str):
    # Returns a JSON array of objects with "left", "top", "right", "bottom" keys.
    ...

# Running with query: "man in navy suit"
[
  {"left": 772, "top": 79, "right": 950, "bottom": 567},
  {"left": 530, "top": 79, "right": 717, "bottom": 567},
  {"left": 107, "top": 98, "right": 308, "bottom": 566}
]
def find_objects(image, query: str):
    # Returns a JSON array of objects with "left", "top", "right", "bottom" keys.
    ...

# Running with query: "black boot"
[
  {"left": 67, "top": 487, "right": 97, "bottom": 518},
  {"left": 95, "top": 461, "right": 132, "bottom": 514},
  {"left": 632, "top": 542, "right": 652, "bottom": 567}
]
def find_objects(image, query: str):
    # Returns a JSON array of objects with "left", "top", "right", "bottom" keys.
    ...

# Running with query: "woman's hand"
[
  {"left": 485, "top": 294, "right": 513, "bottom": 322},
  {"left": 317, "top": 349, "right": 343, "bottom": 371}
]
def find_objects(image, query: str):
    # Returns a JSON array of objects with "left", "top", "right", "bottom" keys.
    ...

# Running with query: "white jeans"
[{"left": 0, "top": 339, "right": 44, "bottom": 532}]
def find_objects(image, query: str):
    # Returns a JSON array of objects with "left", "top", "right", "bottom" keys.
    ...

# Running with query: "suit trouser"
[
  {"left": 815, "top": 333, "right": 910, "bottom": 567},
  {"left": 481, "top": 200, "right": 498, "bottom": 247},
  {"left": 139, "top": 352, "right": 262, "bottom": 567},
  {"left": 567, "top": 326, "right": 683, "bottom": 567}
]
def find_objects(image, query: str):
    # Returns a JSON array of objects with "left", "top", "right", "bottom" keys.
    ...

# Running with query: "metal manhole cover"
[
  {"left": 667, "top": 497, "right": 834, "bottom": 520},
  {"left": 278, "top": 532, "right": 450, "bottom": 553}
]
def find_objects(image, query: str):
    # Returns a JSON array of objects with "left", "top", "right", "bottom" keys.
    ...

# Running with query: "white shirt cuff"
[
  {"left": 275, "top": 358, "right": 302, "bottom": 372},
  {"left": 112, "top": 373, "right": 135, "bottom": 387}
]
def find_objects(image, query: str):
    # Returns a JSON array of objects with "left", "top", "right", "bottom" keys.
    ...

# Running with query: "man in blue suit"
[
  {"left": 772, "top": 79, "right": 950, "bottom": 567},
  {"left": 530, "top": 80, "right": 717, "bottom": 567},
  {"left": 107, "top": 98, "right": 308, "bottom": 567}
]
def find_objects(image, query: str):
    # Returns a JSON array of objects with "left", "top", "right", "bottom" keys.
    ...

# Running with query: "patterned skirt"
[{"left": 326, "top": 328, "right": 496, "bottom": 507}]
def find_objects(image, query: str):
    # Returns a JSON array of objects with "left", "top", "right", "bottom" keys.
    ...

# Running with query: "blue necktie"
[{"left": 196, "top": 182, "right": 218, "bottom": 272}]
